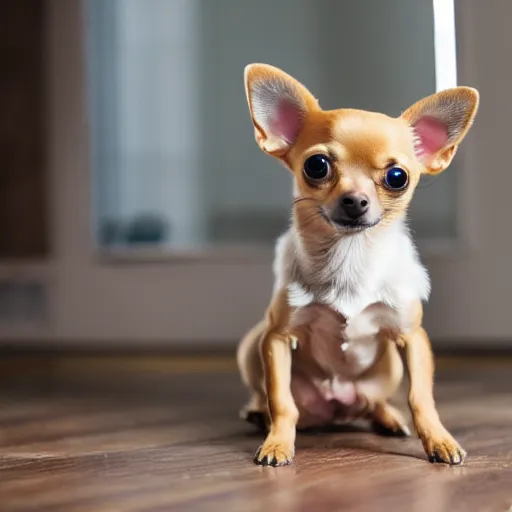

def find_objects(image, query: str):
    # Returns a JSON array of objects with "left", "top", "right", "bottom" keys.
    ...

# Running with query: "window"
[{"left": 85, "top": 0, "right": 459, "bottom": 253}]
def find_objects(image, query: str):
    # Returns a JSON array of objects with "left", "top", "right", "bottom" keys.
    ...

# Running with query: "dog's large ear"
[
  {"left": 401, "top": 87, "right": 479, "bottom": 175},
  {"left": 244, "top": 64, "right": 320, "bottom": 157}
]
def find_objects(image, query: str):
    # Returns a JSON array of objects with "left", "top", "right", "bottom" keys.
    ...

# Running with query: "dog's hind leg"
[
  {"left": 237, "top": 319, "right": 269, "bottom": 431},
  {"left": 356, "top": 339, "right": 410, "bottom": 436},
  {"left": 370, "top": 401, "right": 411, "bottom": 437}
]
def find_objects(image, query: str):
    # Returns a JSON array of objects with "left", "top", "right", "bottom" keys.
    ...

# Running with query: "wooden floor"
[{"left": 0, "top": 354, "right": 511, "bottom": 512}]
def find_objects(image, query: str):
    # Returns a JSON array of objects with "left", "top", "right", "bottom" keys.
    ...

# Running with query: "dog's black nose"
[{"left": 339, "top": 193, "right": 370, "bottom": 219}]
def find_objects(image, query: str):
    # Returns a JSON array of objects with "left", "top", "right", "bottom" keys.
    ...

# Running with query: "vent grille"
[{"left": 0, "top": 279, "right": 47, "bottom": 324}]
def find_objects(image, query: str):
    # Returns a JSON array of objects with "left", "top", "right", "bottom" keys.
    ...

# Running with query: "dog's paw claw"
[
  {"left": 426, "top": 440, "right": 466, "bottom": 465},
  {"left": 255, "top": 453, "right": 276, "bottom": 467},
  {"left": 253, "top": 441, "right": 294, "bottom": 467},
  {"left": 372, "top": 421, "right": 411, "bottom": 438}
]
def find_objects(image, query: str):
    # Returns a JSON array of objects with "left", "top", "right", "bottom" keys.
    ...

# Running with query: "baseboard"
[{"left": 0, "top": 339, "right": 511, "bottom": 358}]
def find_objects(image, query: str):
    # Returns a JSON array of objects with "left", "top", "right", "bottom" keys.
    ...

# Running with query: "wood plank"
[{"left": 0, "top": 354, "right": 510, "bottom": 511}]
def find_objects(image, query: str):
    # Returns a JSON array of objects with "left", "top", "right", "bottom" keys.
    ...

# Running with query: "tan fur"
[{"left": 238, "top": 63, "right": 478, "bottom": 466}]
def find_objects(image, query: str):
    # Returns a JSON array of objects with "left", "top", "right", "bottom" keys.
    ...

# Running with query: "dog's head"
[{"left": 244, "top": 63, "right": 479, "bottom": 232}]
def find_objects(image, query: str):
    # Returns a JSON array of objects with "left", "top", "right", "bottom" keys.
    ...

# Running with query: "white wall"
[{"left": 423, "top": 1, "right": 512, "bottom": 341}]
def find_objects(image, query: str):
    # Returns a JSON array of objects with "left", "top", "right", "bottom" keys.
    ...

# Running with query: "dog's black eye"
[
  {"left": 303, "top": 154, "right": 331, "bottom": 181},
  {"left": 384, "top": 167, "right": 408, "bottom": 191}
]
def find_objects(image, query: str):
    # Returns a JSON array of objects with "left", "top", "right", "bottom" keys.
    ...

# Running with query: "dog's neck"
[
  {"left": 290, "top": 199, "right": 406, "bottom": 288},
  {"left": 283, "top": 199, "right": 428, "bottom": 321}
]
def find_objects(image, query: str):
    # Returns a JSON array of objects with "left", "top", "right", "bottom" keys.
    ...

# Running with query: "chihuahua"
[{"left": 237, "top": 63, "right": 479, "bottom": 467}]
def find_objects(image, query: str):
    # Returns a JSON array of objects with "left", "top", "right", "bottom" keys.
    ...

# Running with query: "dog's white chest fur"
[{"left": 274, "top": 218, "right": 430, "bottom": 346}]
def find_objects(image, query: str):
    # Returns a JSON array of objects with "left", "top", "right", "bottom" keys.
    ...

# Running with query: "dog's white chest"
[{"left": 278, "top": 220, "right": 431, "bottom": 334}]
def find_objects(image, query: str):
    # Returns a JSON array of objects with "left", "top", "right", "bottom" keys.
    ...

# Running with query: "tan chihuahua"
[{"left": 237, "top": 63, "right": 479, "bottom": 467}]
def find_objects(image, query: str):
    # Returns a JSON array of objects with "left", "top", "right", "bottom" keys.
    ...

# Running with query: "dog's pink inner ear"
[
  {"left": 413, "top": 116, "right": 449, "bottom": 158},
  {"left": 269, "top": 99, "right": 303, "bottom": 144}
]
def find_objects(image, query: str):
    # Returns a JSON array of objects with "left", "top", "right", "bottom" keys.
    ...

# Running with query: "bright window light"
[{"left": 433, "top": 0, "right": 457, "bottom": 90}]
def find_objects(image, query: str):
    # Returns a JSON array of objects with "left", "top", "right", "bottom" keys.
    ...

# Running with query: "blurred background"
[{"left": 0, "top": 0, "right": 508, "bottom": 352}]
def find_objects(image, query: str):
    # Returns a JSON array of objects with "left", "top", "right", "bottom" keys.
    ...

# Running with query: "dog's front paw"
[
  {"left": 422, "top": 431, "right": 466, "bottom": 465},
  {"left": 254, "top": 436, "right": 295, "bottom": 467}
]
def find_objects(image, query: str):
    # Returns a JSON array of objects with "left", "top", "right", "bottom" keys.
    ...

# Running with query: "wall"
[
  {"left": 1, "top": 0, "right": 510, "bottom": 348},
  {"left": 424, "top": 1, "right": 512, "bottom": 341}
]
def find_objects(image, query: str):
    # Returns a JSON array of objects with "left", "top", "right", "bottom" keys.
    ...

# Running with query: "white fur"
[
  {"left": 272, "top": 232, "right": 290, "bottom": 295},
  {"left": 287, "top": 281, "right": 315, "bottom": 307},
  {"left": 275, "top": 216, "right": 430, "bottom": 348},
  {"left": 249, "top": 79, "right": 303, "bottom": 144}
]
